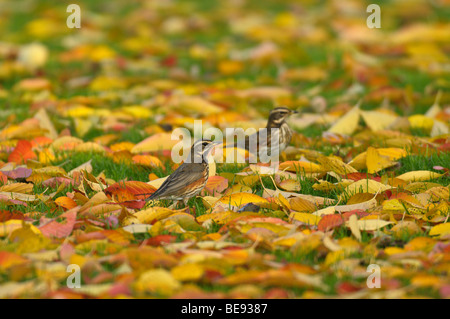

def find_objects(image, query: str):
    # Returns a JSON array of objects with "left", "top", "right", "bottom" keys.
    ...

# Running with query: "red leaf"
[
  {"left": 0, "top": 210, "right": 27, "bottom": 222},
  {"left": 203, "top": 269, "right": 223, "bottom": 282},
  {"left": 438, "top": 143, "right": 450, "bottom": 152},
  {"left": 342, "top": 209, "right": 370, "bottom": 221},
  {"left": 144, "top": 235, "right": 177, "bottom": 246},
  {"left": 160, "top": 55, "right": 177, "bottom": 67},
  {"left": 115, "top": 200, "right": 146, "bottom": 209},
  {"left": 347, "top": 172, "right": 381, "bottom": 182},
  {"left": 318, "top": 214, "right": 344, "bottom": 232},
  {"left": 0, "top": 195, "right": 28, "bottom": 207},
  {"left": 336, "top": 282, "right": 362, "bottom": 294},
  {"left": 263, "top": 288, "right": 290, "bottom": 299},
  {"left": 39, "top": 209, "right": 78, "bottom": 238},
  {"left": 2, "top": 167, "right": 33, "bottom": 180},
  {"left": 42, "top": 177, "right": 78, "bottom": 188},
  {"left": 8, "top": 140, "right": 37, "bottom": 164}
]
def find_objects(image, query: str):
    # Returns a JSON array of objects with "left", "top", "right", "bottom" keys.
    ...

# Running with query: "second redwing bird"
[{"left": 230, "top": 106, "right": 298, "bottom": 157}]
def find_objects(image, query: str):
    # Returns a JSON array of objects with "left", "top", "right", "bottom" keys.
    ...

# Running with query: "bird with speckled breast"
[
  {"left": 228, "top": 107, "right": 298, "bottom": 160},
  {"left": 145, "top": 139, "right": 218, "bottom": 208}
]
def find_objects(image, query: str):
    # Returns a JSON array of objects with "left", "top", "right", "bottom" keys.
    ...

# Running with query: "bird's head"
[
  {"left": 267, "top": 107, "right": 298, "bottom": 127},
  {"left": 188, "top": 139, "right": 219, "bottom": 163}
]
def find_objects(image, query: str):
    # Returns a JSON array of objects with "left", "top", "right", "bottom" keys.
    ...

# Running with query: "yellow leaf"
[
  {"left": 121, "top": 105, "right": 152, "bottom": 119},
  {"left": 411, "top": 275, "right": 441, "bottom": 288},
  {"left": 74, "top": 142, "right": 106, "bottom": 154},
  {"left": 397, "top": 170, "right": 443, "bottom": 183},
  {"left": 317, "top": 156, "right": 357, "bottom": 175},
  {"left": 200, "top": 196, "right": 219, "bottom": 209},
  {"left": 324, "top": 250, "right": 346, "bottom": 266},
  {"left": 171, "top": 263, "right": 204, "bottom": 281},
  {"left": 65, "top": 105, "right": 95, "bottom": 118},
  {"left": 289, "top": 197, "right": 317, "bottom": 213},
  {"left": 0, "top": 183, "right": 33, "bottom": 194},
  {"left": 404, "top": 237, "right": 436, "bottom": 252},
  {"left": 384, "top": 247, "right": 405, "bottom": 256},
  {"left": 89, "top": 76, "right": 127, "bottom": 91},
  {"left": 74, "top": 118, "right": 92, "bottom": 138},
  {"left": 0, "top": 220, "right": 41, "bottom": 237},
  {"left": 327, "top": 103, "right": 360, "bottom": 136},
  {"left": 39, "top": 148, "right": 55, "bottom": 164},
  {"left": 131, "top": 133, "right": 180, "bottom": 154},
  {"left": 80, "top": 192, "right": 110, "bottom": 213},
  {"left": 223, "top": 184, "right": 252, "bottom": 196},
  {"left": 218, "top": 192, "right": 268, "bottom": 207},
  {"left": 129, "top": 207, "right": 176, "bottom": 226},
  {"left": 342, "top": 179, "right": 391, "bottom": 196},
  {"left": 51, "top": 136, "right": 83, "bottom": 151},
  {"left": 147, "top": 176, "right": 169, "bottom": 190},
  {"left": 360, "top": 110, "right": 398, "bottom": 131},
  {"left": 349, "top": 147, "right": 407, "bottom": 170},
  {"left": 176, "top": 96, "right": 222, "bottom": 115},
  {"left": 391, "top": 221, "right": 422, "bottom": 239},
  {"left": 348, "top": 214, "right": 362, "bottom": 242},
  {"left": 10, "top": 224, "right": 49, "bottom": 254},
  {"left": 429, "top": 223, "right": 450, "bottom": 238},
  {"left": 366, "top": 147, "right": 397, "bottom": 174},
  {"left": 218, "top": 60, "right": 244, "bottom": 75},
  {"left": 277, "top": 178, "right": 301, "bottom": 192},
  {"left": 278, "top": 161, "right": 323, "bottom": 173},
  {"left": 167, "top": 213, "right": 204, "bottom": 232},
  {"left": 408, "top": 115, "right": 434, "bottom": 133},
  {"left": 134, "top": 269, "right": 180, "bottom": 295},
  {"left": 312, "top": 206, "right": 335, "bottom": 217},
  {"left": 290, "top": 212, "right": 321, "bottom": 226}
]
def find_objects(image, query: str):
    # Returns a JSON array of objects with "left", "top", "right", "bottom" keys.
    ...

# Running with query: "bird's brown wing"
[{"left": 147, "top": 163, "right": 206, "bottom": 200}]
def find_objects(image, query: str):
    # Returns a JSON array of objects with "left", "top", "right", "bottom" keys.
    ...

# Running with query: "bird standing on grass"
[
  {"left": 262, "top": 106, "right": 297, "bottom": 153},
  {"left": 228, "top": 107, "right": 298, "bottom": 160},
  {"left": 145, "top": 139, "right": 218, "bottom": 208}
]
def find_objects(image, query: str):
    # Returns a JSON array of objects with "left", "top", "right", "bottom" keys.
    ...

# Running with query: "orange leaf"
[
  {"left": 318, "top": 214, "right": 344, "bottom": 232},
  {"left": 0, "top": 251, "right": 28, "bottom": 270},
  {"left": 8, "top": 140, "right": 37, "bottom": 164},
  {"left": 0, "top": 172, "right": 7, "bottom": 185},
  {"left": 203, "top": 176, "right": 228, "bottom": 195},
  {"left": 132, "top": 154, "right": 164, "bottom": 168},
  {"left": 55, "top": 196, "right": 78, "bottom": 210},
  {"left": 104, "top": 181, "right": 156, "bottom": 202},
  {"left": 31, "top": 136, "right": 53, "bottom": 148}
]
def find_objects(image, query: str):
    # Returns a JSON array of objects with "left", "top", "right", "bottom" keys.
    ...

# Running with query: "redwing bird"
[
  {"left": 228, "top": 107, "right": 298, "bottom": 159},
  {"left": 145, "top": 139, "right": 218, "bottom": 208}
]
